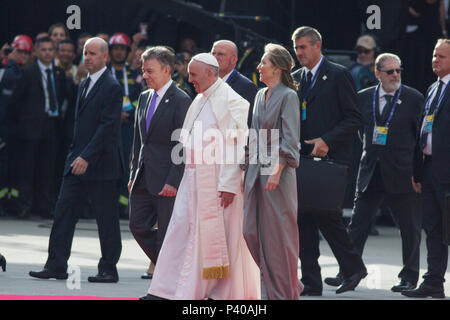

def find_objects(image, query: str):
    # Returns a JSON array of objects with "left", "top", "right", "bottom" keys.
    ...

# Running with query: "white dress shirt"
[
  {"left": 86, "top": 66, "right": 107, "bottom": 96},
  {"left": 378, "top": 85, "right": 397, "bottom": 115},
  {"left": 422, "top": 74, "right": 450, "bottom": 155},
  {"left": 152, "top": 79, "right": 173, "bottom": 113},
  {"left": 37, "top": 59, "right": 54, "bottom": 114}
]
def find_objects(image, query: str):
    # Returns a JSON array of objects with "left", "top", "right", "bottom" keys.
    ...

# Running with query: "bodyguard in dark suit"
[
  {"left": 291, "top": 26, "right": 367, "bottom": 295},
  {"left": 326, "top": 53, "right": 424, "bottom": 292},
  {"left": 29, "top": 37, "right": 124, "bottom": 283},
  {"left": 403, "top": 39, "right": 450, "bottom": 299},
  {"left": 128, "top": 46, "right": 191, "bottom": 273},
  {"left": 8, "top": 37, "right": 72, "bottom": 219},
  {"left": 211, "top": 40, "right": 257, "bottom": 127}
]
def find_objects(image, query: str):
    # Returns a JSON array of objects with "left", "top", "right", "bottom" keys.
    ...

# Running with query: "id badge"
[
  {"left": 423, "top": 115, "right": 434, "bottom": 133},
  {"left": 372, "top": 126, "right": 388, "bottom": 146},
  {"left": 122, "top": 96, "right": 133, "bottom": 112},
  {"left": 301, "top": 101, "right": 307, "bottom": 121}
]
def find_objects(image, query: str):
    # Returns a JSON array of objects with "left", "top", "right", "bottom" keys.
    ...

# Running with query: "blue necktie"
[{"left": 146, "top": 92, "right": 158, "bottom": 132}]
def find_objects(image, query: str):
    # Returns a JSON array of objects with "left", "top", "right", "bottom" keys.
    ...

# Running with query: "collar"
[
  {"left": 37, "top": 59, "right": 53, "bottom": 73},
  {"left": 438, "top": 73, "right": 450, "bottom": 85},
  {"left": 305, "top": 55, "right": 324, "bottom": 76},
  {"left": 222, "top": 69, "right": 235, "bottom": 82},
  {"left": 155, "top": 79, "right": 173, "bottom": 98},
  {"left": 379, "top": 83, "right": 400, "bottom": 97},
  {"left": 202, "top": 78, "right": 222, "bottom": 97},
  {"left": 88, "top": 66, "right": 107, "bottom": 84}
]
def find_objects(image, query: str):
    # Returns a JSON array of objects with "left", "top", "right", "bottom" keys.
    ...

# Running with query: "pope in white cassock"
[{"left": 144, "top": 53, "right": 261, "bottom": 300}]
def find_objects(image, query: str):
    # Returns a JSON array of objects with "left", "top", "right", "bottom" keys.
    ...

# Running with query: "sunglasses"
[
  {"left": 357, "top": 48, "right": 373, "bottom": 55},
  {"left": 380, "top": 68, "right": 403, "bottom": 75}
]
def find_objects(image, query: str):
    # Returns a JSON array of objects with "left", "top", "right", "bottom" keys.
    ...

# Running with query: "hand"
[
  {"left": 0, "top": 43, "right": 9, "bottom": 61},
  {"left": 219, "top": 191, "right": 235, "bottom": 209},
  {"left": 265, "top": 173, "right": 281, "bottom": 191},
  {"left": 305, "top": 137, "right": 329, "bottom": 158},
  {"left": 128, "top": 179, "right": 134, "bottom": 193},
  {"left": 132, "top": 32, "right": 146, "bottom": 45},
  {"left": 158, "top": 184, "right": 177, "bottom": 197},
  {"left": 411, "top": 177, "right": 422, "bottom": 194},
  {"left": 121, "top": 112, "right": 129, "bottom": 124},
  {"left": 71, "top": 157, "right": 89, "bottom": 175},
  {"left": 7, "top": 48, "right": 20, "bottom": 62}
]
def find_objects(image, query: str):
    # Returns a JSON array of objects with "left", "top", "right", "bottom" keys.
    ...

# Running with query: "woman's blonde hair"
[{"left": 264, "top": 43, "right": 298, "bottom": 91}]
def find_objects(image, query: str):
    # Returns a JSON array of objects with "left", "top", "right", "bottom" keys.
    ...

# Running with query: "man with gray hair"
[
  {"left": 29, "top": 37, "right": 124, "bottom": 283},
  {"left": 143, "top": 53, "right": 260, "bottom": 300},
  {"left": 325, "top": 53, "right": 425, "bottom": 293},
  {"left": 128, "top": 46, "right": 191, "bottom": 281}
]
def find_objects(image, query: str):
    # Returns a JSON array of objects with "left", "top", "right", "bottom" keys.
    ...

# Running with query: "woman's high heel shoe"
[{"left": 0, "top": 255, "right": 6, "bottom": 272}]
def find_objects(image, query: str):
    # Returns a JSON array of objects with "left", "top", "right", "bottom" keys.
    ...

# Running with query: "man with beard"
[
  {"left": 107, "top": 33, "right": 142, "bottom": 218},
  {"left": 325, "top": 53, "right": 425, "bottom": 293}
]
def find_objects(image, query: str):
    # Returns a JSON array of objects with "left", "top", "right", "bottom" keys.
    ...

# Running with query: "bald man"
[
  {"left": 211, "top": 40, "right": 257, "bottom": 127},
  {"left": 29, "top": 37, "right": 124, "bottom": 283}
]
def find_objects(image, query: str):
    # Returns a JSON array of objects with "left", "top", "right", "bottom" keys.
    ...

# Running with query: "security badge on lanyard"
[
  {"left": 301, "top": 58, "right": 325, "bottom": 121},
  {"left": 371, "top": 84, "right": 402, "bottom": 146},
  {"left": 112, "top": 67, "right": 133, "bottom": 112},
  {"left": 422, "top": 82, "right": 449, "bottom": 133}
]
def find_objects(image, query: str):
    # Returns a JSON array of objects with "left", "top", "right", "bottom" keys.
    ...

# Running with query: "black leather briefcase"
[
  {"left": 443, "top": 193, "right": 450, "bottom": 245},
  {"left": 297, "top": 155, "right": 349, "bottom": 214}
]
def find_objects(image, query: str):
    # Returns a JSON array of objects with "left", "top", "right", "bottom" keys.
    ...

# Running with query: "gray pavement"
[{"left": 0, "top": 216, "right": 449, "bottom": 300}]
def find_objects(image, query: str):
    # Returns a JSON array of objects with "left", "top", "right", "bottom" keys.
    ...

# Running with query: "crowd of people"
[{"left": 0, "top": 19, "right": 449, "bottom": 300}]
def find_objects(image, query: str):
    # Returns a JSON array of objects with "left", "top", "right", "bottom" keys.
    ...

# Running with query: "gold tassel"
[{"left": 202, "top": 265, "right": 231, "bottom": 280}]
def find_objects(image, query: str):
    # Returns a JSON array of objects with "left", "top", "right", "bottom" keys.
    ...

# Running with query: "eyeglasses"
[
  {"left": 357, "top": 48, "right": 373, "bottom": 55},
  {"left": 380, "top": 68, "right": 403, "bottom": 75}
]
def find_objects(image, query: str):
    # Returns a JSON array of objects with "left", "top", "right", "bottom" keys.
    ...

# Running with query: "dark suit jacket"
[
  {"left": 64, "top": 69, "right": 124, "bottom": 181},
  {"left": 8, "top": 61, "right": 72, "bottom": 140},
  {"left": 357, "top": 84, "right": 424, "bottom": 193},
  {"left": 414, "top": 80, "right": 450, "bottom": 184},
  {"left": 130, "top": 82, "right": 191, "bottom": 195},
  {"left": 292, "top": 57, "right": 362, "bottom": 165},
  {"left": 227, "top": 70, "right": 258, "bottom": 127}
]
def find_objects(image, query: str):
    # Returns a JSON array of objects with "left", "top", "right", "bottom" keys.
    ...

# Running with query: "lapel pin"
[
  {"left": 397, "top": 99, "right": 402, "bottom": 104},
  {"left": 322, "top": 75, "right": 327, "bottom": 80},
  {"left": 165, "top": 99, "right": 169, "bottom": 103}
]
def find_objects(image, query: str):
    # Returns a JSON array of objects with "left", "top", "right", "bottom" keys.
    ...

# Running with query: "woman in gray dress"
[{"left": 243, "top": 43, "right": 302, "bottom": 299}]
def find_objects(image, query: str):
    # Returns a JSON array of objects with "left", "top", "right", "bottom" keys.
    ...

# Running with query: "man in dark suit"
[
  {"left": 292, "top": 26, "right": 367, "bottom": 295},
  {"left": 8, "top": 36, "right": 72, "bottom": 219},
  {"left": 403, "top": 39, "right": 450, "bottom": 299},
  {"left": 325, "top": 53, "right": 424, "bottom": 292},
  {"left": 128, "top": 46, "right": 191, "bottom": 279},
  {"left": 29, "top": 37, "right": 124, "bottom": 283},
  {"left": 211, "top": 40, "right": 257, "bottom": 127}
]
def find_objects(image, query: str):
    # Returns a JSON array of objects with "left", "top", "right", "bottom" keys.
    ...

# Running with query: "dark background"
[{"left": 1, "top": 0, "right": 409, "bottom": 55}]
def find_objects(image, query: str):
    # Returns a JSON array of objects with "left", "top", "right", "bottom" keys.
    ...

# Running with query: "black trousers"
[
  {"left": 298, "top": 203, "right": 366, "bottom": 289},
  {"left": 347, "top": 164, "right": 422, "bottom": 283},
  {"left": 16, "top": 118, "right": 58, "bottom": 215},
  {"left": 129, "top": 169, "right": 175, "bottom": 265},
  {"left": 421, "top": 157, "right": 450, "bottom": 287},
  {"left": 45, "top": 173, "right": 122, "bottom": 275}
]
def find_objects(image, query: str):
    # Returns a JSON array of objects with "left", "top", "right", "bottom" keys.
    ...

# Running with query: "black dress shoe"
[
  {"left": 300, "top": 284, "right": 322, "bottom": 296},
  {"left": 391, "top": 279, "right": 416, "bottom": 293},
  {"left": 29, "top": 268, "right": 68, "bottom": 280},
  {"left": 141, "top": 272, "right": 153, "bottom": 279},
  {"left": 324, "top": 273, "right": 343, "bottom": 287},
  {"left": 139, "top": 294, "right": 166, "bottom": 300},
  {"left": 88, "top": 272, "right": 118, "bottom": 283},
  {"left": 336, "top": 269, "right": 368, "bottom": 294},
  {"left": 401, "top": 283, "right": 445, "bottom": 299}
]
